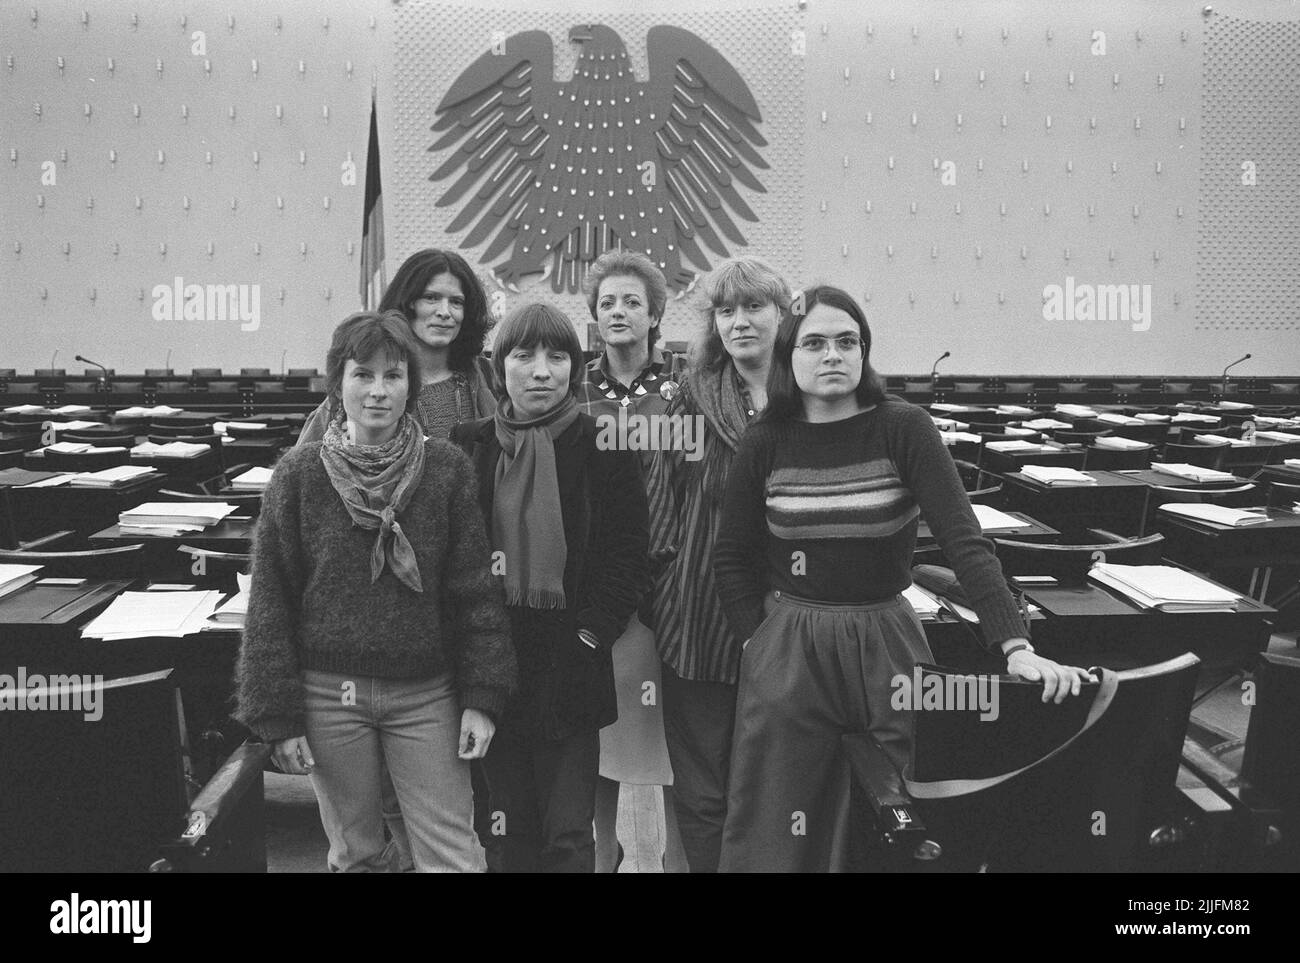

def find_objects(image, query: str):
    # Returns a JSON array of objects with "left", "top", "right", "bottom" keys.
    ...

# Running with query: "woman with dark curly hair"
[{"left": 299, "top": 248, "right": 498, "bottom": 443}]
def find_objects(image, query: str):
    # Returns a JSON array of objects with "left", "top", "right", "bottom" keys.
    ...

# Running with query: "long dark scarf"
[
  {"left": 680, "top": 361, "right": 751, "bottom": 503},
  {"left": 491, "top": 392, "right": 581, "bottom": 608},
  {"left": 319, "top": 411, "right": 426, "bottom": 592}
]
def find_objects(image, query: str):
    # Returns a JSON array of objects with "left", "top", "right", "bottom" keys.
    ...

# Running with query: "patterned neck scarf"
[{"left": 319, "top": 410, "right": 426, "bottom": 593}]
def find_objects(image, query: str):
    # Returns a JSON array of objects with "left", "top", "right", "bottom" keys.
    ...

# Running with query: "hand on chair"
[{"left": 1006, "top": 650, "right": 1097, "bottom": 704}]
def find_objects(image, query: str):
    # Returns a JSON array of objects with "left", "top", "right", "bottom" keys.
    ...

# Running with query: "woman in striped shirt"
[
  {"left": 644, "top": 257, "right": 792, "bottom": 872},
  {"left": 712, "top": 286, "right": 1093, "bottom": 872}
]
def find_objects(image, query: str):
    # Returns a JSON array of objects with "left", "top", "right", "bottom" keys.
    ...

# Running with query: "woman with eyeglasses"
[{"left": 712, "top": 286, "right": 1094, "bottom": 872}]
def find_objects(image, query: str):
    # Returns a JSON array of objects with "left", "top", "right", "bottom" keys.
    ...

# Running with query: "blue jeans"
[{"left": 302, "top": 669, "right": 484, "bottom": 872}]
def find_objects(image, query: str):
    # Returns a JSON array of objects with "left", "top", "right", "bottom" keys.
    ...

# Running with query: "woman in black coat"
[{"left": 450, "top": 302, "right": 648, "bottom": 872}]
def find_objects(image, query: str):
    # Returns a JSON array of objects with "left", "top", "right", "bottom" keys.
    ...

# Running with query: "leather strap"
[{"left": 902, "top": 667, "right": 1118, "bottom": 798}]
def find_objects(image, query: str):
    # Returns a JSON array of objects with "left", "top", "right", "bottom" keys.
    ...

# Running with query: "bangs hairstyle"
[
  {"left": 688, "top": 257, "right": 792, "bottom": 374},
  {"left": 492, "top": 302, "right": 586, "bottom": 396},
  {"left": 325, "top": 310, "right": 423, "bottom": 414},
  {"left": 582, "top": 250, "right": 668, "bottom": 351},
  {"left": 759, "top": 285, "right": 887, "bottom": 424},
  {"left": 378, "top": 248, "right": 493, "bottom": 372}
]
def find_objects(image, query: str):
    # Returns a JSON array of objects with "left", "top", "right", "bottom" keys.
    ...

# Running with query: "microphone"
[
  {"left": 281, "top": 349, "right": 288, "bottom": 377},
  {"left": 165, "top": 348, "right": 172, "bottom": 372},
  {"left": 1221, "top": 352, "right": 1251, "bottom": 394},
  {"left": 931, "top": 350, "right": 951, "bottom": 384},
  {"left": 75, "top": 354, "right": 112, "bottom": 416}
]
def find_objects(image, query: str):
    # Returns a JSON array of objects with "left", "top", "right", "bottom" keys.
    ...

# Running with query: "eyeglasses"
[{"left": 794, "top": 334, "right": 864, "bottom": 355}]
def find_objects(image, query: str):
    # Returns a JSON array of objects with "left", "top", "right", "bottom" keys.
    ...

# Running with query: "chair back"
[
  {"left": 1083, "top": 445, "right": 1154, "bottom": 471},
  {"left": 0, "top": 543, "right": 146, "bottom": 578},
  {"left": 1051, "top": 429, "right": 1112, "bottom": 446},
  {"left": 60, "top": 429, "right": 136, "bottom": 448},
  {"left": 904, "top": 653, "right": 1200, "bottom": 871},
  {"left": 1149, "top": 483, "right": 1260, "bottom": 509},
  {"left": 993, "top": 534, "right": 1166, "bottom": 583},
  {"left": 967, "top": 484, "right": 1004, "bottom": 508},
  {"left": 44, "top": 448, "right": 131, "bottom": 472},
  {"left": 1163, "top": 442, "right": 1227, "bottom": 471},
  {"left": 1263, "top": 480, "right": 1300, "bottom": 509},
  {"left": 0, "top": 670, "right": 187, "bottom": 871}
]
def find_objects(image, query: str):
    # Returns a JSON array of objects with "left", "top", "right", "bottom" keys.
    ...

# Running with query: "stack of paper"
[
  {"left": 1096, "top": 413, "right": 1145, "bottom": 426},
  {"left": 903, "top": 584, "right": 943, "bottom": 618},
  {"left": 50, "top": 404, "right": 93, "bottom": 416},
  {"left": 0, "top": 564, "right": 43, "bottom": 599},
  {"left": 3, "top": 404, "right": 50, "bottom": 415},
  {"left": 1172, "top": 413, "right": 1221, "bottom": 424},
  {"left": 215, "top": 421, "right": 269, "bottom": 435},
  {"left": 940, "top": 431, "right": 982, "bottom": 446},
  {"left": 1090, "top": 563, "right": 1240, "bottom": 613},
  {"left": 1000, "top": 426, "right": 1039, "bottom": 437},
  {"left": 1019, "top": 465, "right": 1097, "bottom": 486},
  {"left": 1023, "top": 418, "right": 1072, "bottom": 430},
  {"left": 1256, "top": 415, "right": 1300, "bottom": 428},
  {"left": 930, "top": 403, "right": 973, "bottom": 413},
  {"left": 43, "top": 441, "right": 95, "bottom": 454},
  {"left": 118, "top": 502, "right": 237, "bottom": 535},
  {"left": 114, "top": 405, "right": 183, "bottom": 418},
  {"left": 69, "top": 465, "right": 157, "bottom": 487},
  {"left": 228, "top": 467, "right": 273, "bottom": 491},
  {"left": 1286, "top": 459, "right": 1300, "bottom": 469},
  {"left": 130, "top": 441, "right": 210, "bottom": 459},
  {"left": 1192, "top": 434, "right": 1250, "bottom": 447},
  {"left": 985, "top": 440, "right": 1045, "bottom": 453},
  {"left": 995, "top": 405, "right": 1034, "bottom": 416},
  {"left": 1151, "top": 463, "right": 1236, "bottom": 483},
  {"left": 971, "top": 504, "right": 1029, "bottom": 532},
  {"left": 1217, "top": 401, "right": 1255, "bottom": 410},
  {"left": 81, "top": 589, "right": 224, "bottom": 640},
  {"left": 1255, "top": 430, "right": 1300, "bottom": 443},
  {"left": 207, "top": 572, "right": 251, "bottom": 626},
  {"left": 1158, "top": 503, "right": 1269, "bottom": 527},
  {"left": 1135, "top": 413, "right": 1172, "bottom": 422},
  {"left": 47, "top": 420, "right": 102, "bottom": 433},
  {"left": 1055, "top": 404, "right": 1098, "bottom": 417},
  {"left": 1094, "top": 436, "right": 1150, "bottom": 451}
]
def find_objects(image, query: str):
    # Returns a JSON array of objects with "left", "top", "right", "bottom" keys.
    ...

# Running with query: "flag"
[{"left": 360, "top": 89, "right": 386, "bottom": 310}]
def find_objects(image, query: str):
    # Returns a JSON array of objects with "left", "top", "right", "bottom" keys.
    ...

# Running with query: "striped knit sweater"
[{"left": 713, "top": 400, "right": 1026, "bottom": 645}]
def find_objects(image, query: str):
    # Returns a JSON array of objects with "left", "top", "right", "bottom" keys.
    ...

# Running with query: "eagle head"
[{"left": 567, "top": 24, "right": 627, "bottom": 61}]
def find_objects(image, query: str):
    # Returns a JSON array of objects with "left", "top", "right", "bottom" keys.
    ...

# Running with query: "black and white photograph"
[{"left": 0, "top": 0, "right": 1296, "bottom": 935}]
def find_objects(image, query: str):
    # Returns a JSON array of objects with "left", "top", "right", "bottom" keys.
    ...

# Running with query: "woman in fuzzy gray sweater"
[{"left": 235, "top": 311, "right": 516, "bottom": 872}]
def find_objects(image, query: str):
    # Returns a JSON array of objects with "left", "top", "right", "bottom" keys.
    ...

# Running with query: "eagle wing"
[
  {"left": 644, "top": 25, "right": 769, "bottom": 276},
  {"left": 430, "top": 31, "right": 562, "bottom": 282}
]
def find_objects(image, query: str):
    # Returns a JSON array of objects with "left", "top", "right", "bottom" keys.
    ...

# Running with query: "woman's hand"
[
  {"left": 273, "top": 736, "right": 315, "bottom": 775},
  {"left": 1006, "top": 651, "right": 1097, "bottom": 703},
  {"left": 459, "top": 708, "right": 496, "bottom": 760}
]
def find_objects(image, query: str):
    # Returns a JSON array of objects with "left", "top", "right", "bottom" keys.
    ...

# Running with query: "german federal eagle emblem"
[{"left": 430, "top": 25, "right": 768, "bottom": 294}]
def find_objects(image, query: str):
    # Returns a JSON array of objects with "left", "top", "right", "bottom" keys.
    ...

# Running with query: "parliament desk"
[
  {"left": 89, "top": 517, "right": 257, "bottom": 580},
  {"left": 24, "top": 446, "right": 225, "bottom": 483},
  {"left": 1183, "top": 439, "right": 1299, "bottom": 475},
  {"left": 922, "top": 579, "right": 1273, "bottom": 679},
  {"left": 1000, "top": 470, "right": 1150, "bottom": 538},
  {"left": 1151, "top": 506, "right": 1300, "bottom": 600},
  {"left": 0, "top": 579, "right": 245, "bottom": 781},
  {"left": 1255, "top": 463, "right": 1300, "bottom": 487},
  {"left": 223, "top": 434, "right": 288, "bottom": 468},
  {"left": 4, "top": 472, "right": 168, "bottom": 541},
  {"left": 114, "top": 409, "right": 228, "bottom": 429},
  {"left": 918, "top": 511, "right": 1059, "bottom": 547},
  {"left": 978, "top": 442, "right": 1085, "bottom": 476}
]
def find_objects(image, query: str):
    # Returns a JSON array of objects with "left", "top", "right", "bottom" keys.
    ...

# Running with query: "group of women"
[{"left": 235, "top": 247, "right": 1094, "bottom": 873}]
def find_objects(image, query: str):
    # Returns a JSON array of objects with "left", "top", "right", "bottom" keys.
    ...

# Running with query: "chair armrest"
[
  {"left": 151, "top": 741, "right": 273, "bottom": 872},
  {"left": 1085, "top": 528, "right": 1130, "bottom": 544},
  {"left": 18, "top": 529, "right": 76, "bottom": 551},
  {"left": 841, "top": 733, "right": 928, "bottom": 840}
]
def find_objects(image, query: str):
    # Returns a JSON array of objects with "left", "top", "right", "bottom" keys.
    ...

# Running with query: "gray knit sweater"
[{"left": 234, "top": 439, "right": 517, "bottom": 742}]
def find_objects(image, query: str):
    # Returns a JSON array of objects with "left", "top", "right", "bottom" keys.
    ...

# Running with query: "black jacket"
[{"left": 450, "top": 413, "right": 649, "bottom": 742}]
